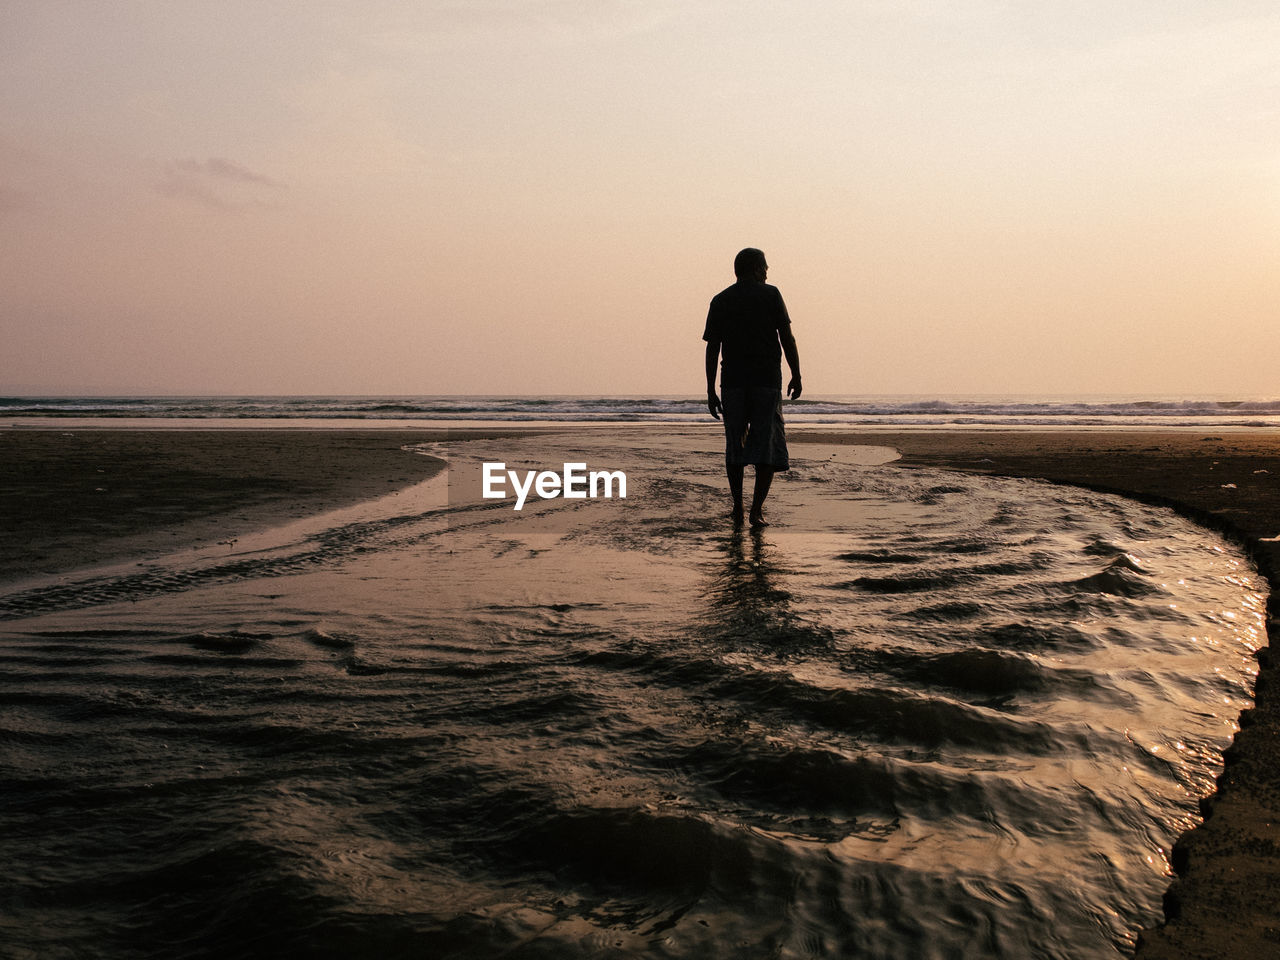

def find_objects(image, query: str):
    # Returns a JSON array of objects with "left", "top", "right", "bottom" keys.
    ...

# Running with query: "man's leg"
[
  {"left": 727, "top": 462, "right": 745, "bottom": 524},
  {"left": 749, "top": 466, "right": 774, "bottom": 527}
]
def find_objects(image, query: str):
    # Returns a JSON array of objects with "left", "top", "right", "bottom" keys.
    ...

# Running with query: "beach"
[
  {"left": 795, "top": 429, "right": 1280, "bottom": 960},
  {"left": 0, "top": 427, "right": 555, "bottom": 583},
  {"left": 2, "top": 424, "right": 1277, "bottom": 958}
]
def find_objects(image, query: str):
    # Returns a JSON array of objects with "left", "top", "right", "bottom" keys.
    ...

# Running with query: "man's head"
[{"left": 733, "top": 248, "right": 768, "bottom": 282}]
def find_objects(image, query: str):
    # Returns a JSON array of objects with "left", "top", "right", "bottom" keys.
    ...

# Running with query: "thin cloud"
[
  {"left": 175, "top": 157, "right": 284, "bottom": 187},
  {"left": 157, "top": 157, "right": 285, "bottom": 209}
]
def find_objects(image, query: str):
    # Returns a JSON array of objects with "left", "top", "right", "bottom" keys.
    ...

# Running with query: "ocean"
[
  {"left": 4, "top": 393, "right": 1280, "bottom": 428},
  {"left": 0, "top": 425, "right": 1265, "bottom": 958}
]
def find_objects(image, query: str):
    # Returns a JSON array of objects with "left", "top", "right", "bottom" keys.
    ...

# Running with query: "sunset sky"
[{"left": 2, "top": 1, "right": 1278, "bottom": 397}]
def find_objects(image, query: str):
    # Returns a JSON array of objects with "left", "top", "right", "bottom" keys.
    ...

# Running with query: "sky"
[{"left": 2, "top": 1, "right": 1278, "bottom": 397}]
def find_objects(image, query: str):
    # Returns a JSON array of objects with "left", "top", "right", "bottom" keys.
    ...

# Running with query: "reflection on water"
[
  {"left": 0, "top": 430, "right": 1264, "bottom": 959},
  {"left": 706, "top": 529, "right": 794, "bottom": 635}
]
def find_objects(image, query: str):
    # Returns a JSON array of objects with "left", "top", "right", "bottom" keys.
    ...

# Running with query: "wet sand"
[
  {"left": 4, "top": 425, "right": 1279, "bottom": 956},
  {"left": 0, "top": 426, "right": 570, "bottom": 583},
  {"left": 0, "top": 430, "right": 451, "bottom": 583}
]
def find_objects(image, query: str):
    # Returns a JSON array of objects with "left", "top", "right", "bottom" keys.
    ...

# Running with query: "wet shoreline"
[{"left": 5, "top": 424, "right": 1279, "bottom": 956}]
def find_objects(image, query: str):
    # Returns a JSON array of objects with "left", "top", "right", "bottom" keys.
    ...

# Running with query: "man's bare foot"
[
  {"left": 731, "top": 506, "right": 745, "bottom": 526},
  {"left": 749, "top": 511, "right": 769, "bottom": 528}
]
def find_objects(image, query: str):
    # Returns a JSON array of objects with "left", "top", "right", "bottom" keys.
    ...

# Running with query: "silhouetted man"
[{"left": 704, "top": 247, "right": 802, "bottom": 527}]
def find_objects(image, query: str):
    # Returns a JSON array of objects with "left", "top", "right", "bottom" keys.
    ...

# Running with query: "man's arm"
[
  {"left": 780, "top": 327, "right": 802, "bottom": 400},
  {"left": 705, "top": 339, "right": 722, "bottom": 420}
]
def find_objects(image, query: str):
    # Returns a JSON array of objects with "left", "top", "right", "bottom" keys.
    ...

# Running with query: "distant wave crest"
[{"left": 4, "top": 394, "right": 1280, "bottom": 426}]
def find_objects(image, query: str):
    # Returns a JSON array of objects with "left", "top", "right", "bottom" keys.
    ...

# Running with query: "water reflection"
[{"left": 703, "top": 530, "right": 833, "bottom": 650}]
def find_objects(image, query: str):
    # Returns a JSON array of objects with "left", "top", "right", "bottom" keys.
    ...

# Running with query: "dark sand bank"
[
  {"left": 0, "top": 430, "right": 449, "bottom": 582},
  {"left": 795, "top": 429, "right": 1280, "bottom": 960},
  {"left": 3, "top": 426, "right": 1278, "bottom": 956},
  {"left": 0, "top": 426, "right": 564, "bottom": 582}
]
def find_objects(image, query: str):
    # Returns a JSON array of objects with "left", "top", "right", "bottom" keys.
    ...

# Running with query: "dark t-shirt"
[{"left": 702, "top": 281, "right": 791, "bottom": 388}]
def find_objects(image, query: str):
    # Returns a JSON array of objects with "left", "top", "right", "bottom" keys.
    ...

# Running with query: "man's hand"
[
  {"left": 707, "top": 392, "right": 722, "bottom": 420},
  {"left": 787, "top": 376, "right": 803, "bottom": 400}
]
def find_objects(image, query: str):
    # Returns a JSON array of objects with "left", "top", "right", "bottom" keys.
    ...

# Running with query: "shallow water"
[{"left": 0, "top": 429, "right": 1264, "bottom": 959}]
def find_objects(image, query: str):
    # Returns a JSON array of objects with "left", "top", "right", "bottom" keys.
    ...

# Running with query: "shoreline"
[
  {"left": 0, "top": 426, "right": 572, "bottom": 585},
  {"left": 3, "top": 424, "right": 1277, "bottom": 955},
  {"left": 0, "top": 429, "right": 450, "bottom": 583}
]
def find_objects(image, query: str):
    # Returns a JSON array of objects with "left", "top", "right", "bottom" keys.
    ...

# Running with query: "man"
[{"left": 704, "top": 247, "right": 802, "bottom": 528}]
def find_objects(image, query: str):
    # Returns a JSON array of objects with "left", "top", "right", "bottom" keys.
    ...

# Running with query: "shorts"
[{"left": 721, "top": 386, "right": 789, "bottom": 471}]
